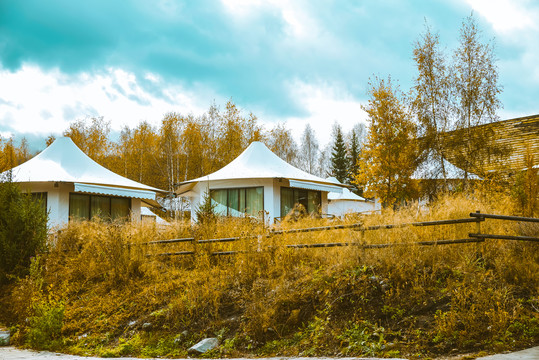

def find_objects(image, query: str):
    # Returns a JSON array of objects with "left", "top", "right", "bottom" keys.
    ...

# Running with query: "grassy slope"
[{"left": 1, "top": 192, "right": 538, "bottom": 359}]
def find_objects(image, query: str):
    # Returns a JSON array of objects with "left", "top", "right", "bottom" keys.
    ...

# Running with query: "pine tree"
[
  {"left": 330, "top": 124, "right": 348, "bottom": 183},
  {"left": 347, "top": 127, "right": 361, "bottom": 185}
]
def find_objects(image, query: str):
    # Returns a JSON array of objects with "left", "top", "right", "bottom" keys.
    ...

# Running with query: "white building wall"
[
  {"left": 56, "top": 183, "right": 71, "bottom": 228},
  {"left": 327, "top": 200, "right": 377, "bottom": 217},
  {"left": 131, "top": 198, "right": 142, "bottom": 223}
]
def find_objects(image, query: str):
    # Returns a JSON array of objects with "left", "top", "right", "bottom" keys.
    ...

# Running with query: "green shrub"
[
  {"left": 24, "top": 256, "right": 65, "bottom": 350},
  {"left": 27, "top": 300, "right": 65, "bottom": 350},
  {"left": 338, "top": 320, "right": 387, "bottom": 356},
  {"left": 0, "top": 179, "right": 48, "bottom": 284}
]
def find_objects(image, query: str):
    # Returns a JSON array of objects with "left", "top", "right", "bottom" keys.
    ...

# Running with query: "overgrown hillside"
[{"left": 1, "top": 192, "right": 538, "bottom": 359}]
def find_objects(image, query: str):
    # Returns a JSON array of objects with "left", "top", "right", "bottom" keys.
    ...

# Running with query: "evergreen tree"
[
  {"left": 347, "top": 127, "right": 361, "bottom": 184},
  {"left": 195, "top": 189, "right": 216, "bottom": 224},
  {"left": 330, "top": 124, "right": 348, "bottom": 183}
]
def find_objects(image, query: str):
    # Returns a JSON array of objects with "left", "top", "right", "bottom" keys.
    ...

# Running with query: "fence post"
[
  {"left": 475, "top": 210, "right": 483, "bottom": 257},
  {"left": 360, "top": 229, "right": 366, "bottom": 260}
]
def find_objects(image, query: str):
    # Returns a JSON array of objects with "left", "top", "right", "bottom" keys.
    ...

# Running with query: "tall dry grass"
[{"left": 2, "top": 191, "right": 538, "bottom": 357}]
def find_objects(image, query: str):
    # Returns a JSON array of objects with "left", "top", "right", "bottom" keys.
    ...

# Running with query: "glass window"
[
  {"left": 228, "top": 188, "right": 240, "bottom": 216},
  {"left": 70, "top": 193, "right": 90, "bottom": 220},
  {"left": 210, "top": 189, "right": 228, "bottom": 216},
  {"left": 297, "top": 189, "right": 308, "bottom": 210},
  {"left": 69, "top": 194, "right": 131, "bottom": 222},
  {"left": 307, "top": 191, "right": 321, "bottom": 214},
  {"left": 111, "top": 197, "right": 130, "bottom": 220},
  {"left": 280, "top": 187, "right": 321, "bottom": 217},
  {"left": 245, "top": 187, "right": 263, "bottom": 217},
  {"left": 91, "top": 195, "right": 111, "bottom": 220},
  {"left": 210, "top": 187, "right": 264, "bottom": 218},
  {"left": 280, "top": 187, "right": 294, "bottom": 218}
]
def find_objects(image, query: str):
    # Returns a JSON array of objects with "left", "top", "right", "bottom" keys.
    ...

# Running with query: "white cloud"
[
  {"left": 0, "top": 64, "right": 208, "bottom": 136},
  {"left": 465, "top": 0, "right": 538, "bottom": 33},
  {"left": 260, "top": 80, "right": 368, "bottom": 147},
  {"left": 0, "top": 131, "right": 13, "bottom": 139}
]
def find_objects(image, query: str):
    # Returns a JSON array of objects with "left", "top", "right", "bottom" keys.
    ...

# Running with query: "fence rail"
[
  {"left": 145, "top": 211, "right": 537, "bottom": 257},
  {"left": 469, "top": 212, "right": 539, "bottom": 223},
  {"left": 469, "top": 233, "right": 539, "bottom": 242}
]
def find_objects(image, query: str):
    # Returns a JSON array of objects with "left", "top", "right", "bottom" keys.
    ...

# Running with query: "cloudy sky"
[{"left": 1, "top": 0, "right": 538, "bottom": 150}]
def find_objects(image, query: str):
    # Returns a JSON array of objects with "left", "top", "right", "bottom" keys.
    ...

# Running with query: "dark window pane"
[
  {"left": 297, "top": 189, "right": 308, "bottom": 211},
  {"left": 239, "top": 188, "right": 246, "bottom": 213},
  {"left": 281, "top": 187, "right": 294, "bottom": 217},
  {"left": 70, "top": 194, "right": 90, "bottom": 220},
  {"left": 111, "top": 197, "right": 130, "bottom": 220},
  {"left": 228, "top": 188, "right": 240, "bottom": 215},
  {"left": 307, "top": 191, "right": 321, "bottom": 214},
  {"left": 91, "top": 196, "right": 111, "bottom": 220}
]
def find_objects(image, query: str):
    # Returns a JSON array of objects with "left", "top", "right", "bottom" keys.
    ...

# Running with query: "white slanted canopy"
[
  {"left": 326, "top": 177, "right": 377, "bottom": 216},
  {"left": 3, "top": 137, "right": 165, "bottom": 227},
  {"left": 177, "top": 141, "right": 346, "bottom": 222}
]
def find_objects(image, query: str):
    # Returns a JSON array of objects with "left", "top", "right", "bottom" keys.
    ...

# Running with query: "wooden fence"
[{"left": 142, "top": 211, "right": 539, "bottom": 257}]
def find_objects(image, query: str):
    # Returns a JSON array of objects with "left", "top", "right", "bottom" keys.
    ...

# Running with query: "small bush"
[{"left": 0, "top": 179, "right": 48, "bottom": 284}]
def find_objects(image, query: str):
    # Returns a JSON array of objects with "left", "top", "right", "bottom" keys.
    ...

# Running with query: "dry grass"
[{"left": 1, "top": 191, "right": 538, "bottom": 358}]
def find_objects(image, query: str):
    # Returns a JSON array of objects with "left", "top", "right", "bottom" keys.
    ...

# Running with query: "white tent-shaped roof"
[
  {"left": 178, "top": 141, "right": 344, "bottom": 194},
  {"left": 4, "top": 137, "right": 165, "bottom": 204}
]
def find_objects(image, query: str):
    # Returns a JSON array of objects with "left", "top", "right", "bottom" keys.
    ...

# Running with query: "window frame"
[
  {"left": 209, "top": 186, "right": 264, "bottom": 218},
  {"left": 69, "top": 193, "right": 132, "bottom": 222},
  {"left": 280, "top": 186, "right": 322, "bottom": 218}
]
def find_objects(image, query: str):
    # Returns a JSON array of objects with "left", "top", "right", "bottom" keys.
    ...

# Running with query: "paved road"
[
  {"left": 0, "top": 347, "right": 404, "bottom": 360},
  {"left": 0, "top": 346, "right": 538, "bottom": 360},
  {"left": 475, "top": 346, "right": 539, "bottom": 360}
]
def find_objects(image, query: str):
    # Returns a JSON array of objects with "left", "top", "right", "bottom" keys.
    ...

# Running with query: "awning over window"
[
  {"left": 288, "top": 180, "right": 343, "bottom": 193},
  {"left": 74, "top": 183, "right": 157, "bottom": 201}
]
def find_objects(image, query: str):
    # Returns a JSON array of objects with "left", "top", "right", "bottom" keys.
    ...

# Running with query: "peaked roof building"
[
  {"left": 177, "top": 141, "right": 346, "bottom": 223},
  {"left": 178, "top": 141, "right": 343, "bottom": 195},
  {"left": 3, "top": 137, "right": 165, "bottom": 227}
]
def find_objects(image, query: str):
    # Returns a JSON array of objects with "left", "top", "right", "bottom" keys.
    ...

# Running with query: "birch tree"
[
  {"left": 299, "top": 124, "right": 319, "bottom": 175},
  {"left": 411, "top": 23, "right": 452, "bottom": 195},
  {"left": 266, "top": 123, "right": 299, "bottom": 166},
  {"left": 452, "top": 14, "right": 502, "bottom": 183},
  {"left": 63, "top": 117, "right": 111, "bottom": 164}
]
